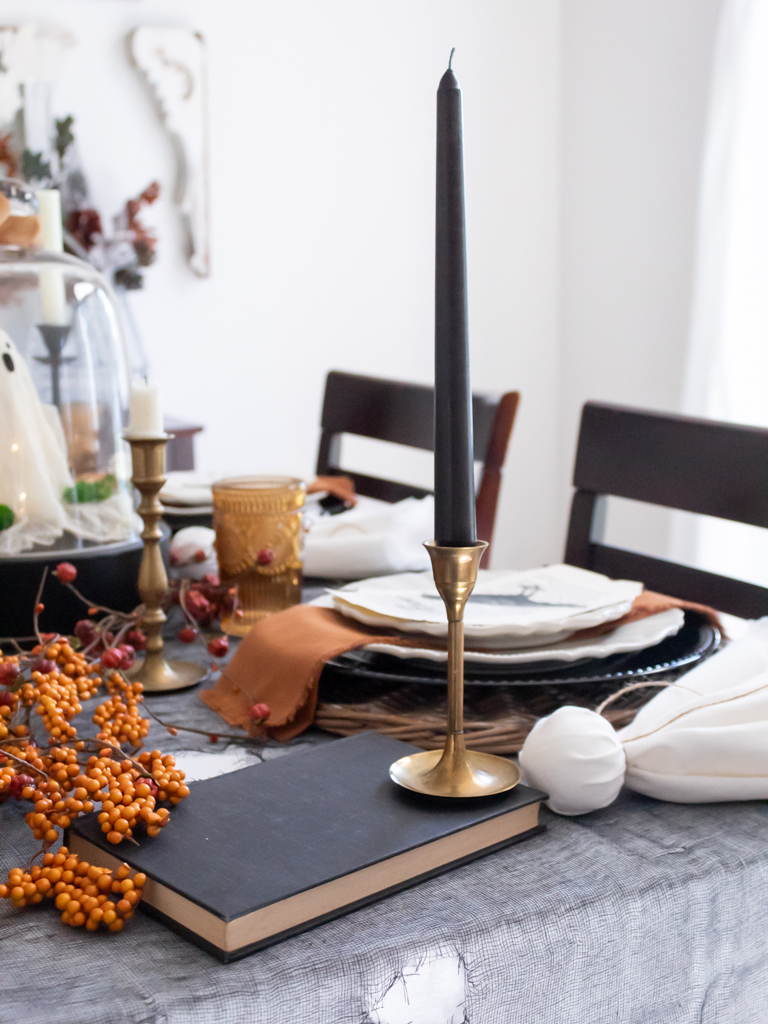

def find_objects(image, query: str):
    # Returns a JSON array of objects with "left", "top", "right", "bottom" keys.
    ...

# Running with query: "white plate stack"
[{"left": 318, "top": 564, "right": 684, "bottom": 666}]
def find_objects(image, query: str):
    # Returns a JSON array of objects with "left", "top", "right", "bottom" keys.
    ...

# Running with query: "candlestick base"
[
  {"left": 389, "top": 742, "right": 520, "bottom": 798},
  {"left": 129, "top": 654, "right": 207, "bottom": 693},
  {"left": 389, "top": 540, "right": 521, "bottom": 798}
]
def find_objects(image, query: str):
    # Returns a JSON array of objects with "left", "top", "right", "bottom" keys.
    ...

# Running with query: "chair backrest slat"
[
  {"left": 316, "top": 371, "right": 519, "bottom": 565},
  {"left": 565, "top": 401, "right": 768, "bottom": 618},
  {"left": 319, "top": 371, "right": 502, "bottom": 461},
  {"left": 589, "top": 544, "right": 768, "bottom": 620},
  {"left": 573, "top": 402, "right": 768, "bottom": 526}
]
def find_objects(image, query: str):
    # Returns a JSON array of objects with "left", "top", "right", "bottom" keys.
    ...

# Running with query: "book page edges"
[{"left": 70, "top": 800, "right": 539, "bottom": 953}]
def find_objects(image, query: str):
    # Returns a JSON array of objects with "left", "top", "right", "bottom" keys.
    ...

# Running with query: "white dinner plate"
[
  {"left": 327, "top": 564, "right": 643, "bottom": 643},
  {"left": 361, "top": 608, "right": 685, "bottom": 665}
]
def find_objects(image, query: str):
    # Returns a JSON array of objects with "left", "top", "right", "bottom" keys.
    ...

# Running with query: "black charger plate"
[{"left": 320, "top": 610, "right": 720, "bottom": 691}]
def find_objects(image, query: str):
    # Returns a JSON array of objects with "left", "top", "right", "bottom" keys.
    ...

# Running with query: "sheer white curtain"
[{"left": 673, "top": 0, "right": 768, "bottom": 588}]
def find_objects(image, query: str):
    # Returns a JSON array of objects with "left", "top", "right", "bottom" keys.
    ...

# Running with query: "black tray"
[{"left": 320, "top": 610, "right": 720, "bottom": 691}]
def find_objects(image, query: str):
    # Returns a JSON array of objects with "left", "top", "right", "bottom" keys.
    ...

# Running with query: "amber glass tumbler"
[{"left": 212, "top": 476, "right": 306, "bottom": 636}]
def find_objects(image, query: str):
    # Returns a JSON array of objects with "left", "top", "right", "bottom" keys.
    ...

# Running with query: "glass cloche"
[{"left": 0, "top": 180, "right": 137, "bottom": 564}]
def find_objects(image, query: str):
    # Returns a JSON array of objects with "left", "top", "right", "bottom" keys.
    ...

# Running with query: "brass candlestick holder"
[
  {"left": 389, "top": 541, "right": 521, "bottom": 798},
  {"left": 124, "top": 433, "right": 207, "bottom": 692}
]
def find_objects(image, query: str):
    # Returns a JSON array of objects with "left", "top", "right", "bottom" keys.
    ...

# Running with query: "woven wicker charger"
[
  {"left": 314, "top": 684, "right": 655, "bottom": 755},
  {"left": 314, "top": 609, "right": 721, "bottom": 754}
]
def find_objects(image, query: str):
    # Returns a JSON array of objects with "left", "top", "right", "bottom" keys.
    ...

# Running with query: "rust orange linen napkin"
[
  {"left": 568, "top": 590, "right": 721, "bottom": 640},
  {"left": 200, "top": 592, "right": 722, "bottom": 742},
  {"left": 306, "top": 476, "right": 357, "bottom": 506},
  {"left": 200, "top": 605, "right": 401, "bottom": 741}
]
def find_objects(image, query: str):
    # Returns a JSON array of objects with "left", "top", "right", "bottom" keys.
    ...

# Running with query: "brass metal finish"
[
  {"left": 389, "top": 540, "right": 521, "bottom": 798},
  {"left": 125, "top": 433, "right": 206, "bottom": 692}
]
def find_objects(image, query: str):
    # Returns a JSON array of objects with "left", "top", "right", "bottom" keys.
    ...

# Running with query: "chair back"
[
  {"left": 564, "top": 401, "right": 768, "bottom": 618},
  {"left": 316, "top": 370, "right": 519, "bottom": 564}
]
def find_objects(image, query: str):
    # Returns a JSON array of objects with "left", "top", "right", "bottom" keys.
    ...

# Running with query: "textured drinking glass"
[{"left": 212, "top": 476, "right": 306, "bottom": 636}]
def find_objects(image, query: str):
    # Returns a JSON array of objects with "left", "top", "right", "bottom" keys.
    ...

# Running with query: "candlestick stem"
[
  {"left": 35, "top": 324, "right": 74, "bottom": 409},
  {"left": 125, "top": 433, "right": 206, "bottom": 692},
  {"left": 389, "top": 541, "right": 520, "bottom": 797}
]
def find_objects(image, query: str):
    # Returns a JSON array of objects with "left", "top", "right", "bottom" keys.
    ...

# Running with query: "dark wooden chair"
[
  {"left": 164, "top": 416, "right": 204, "bottom": 472},
  {"left": 564, "top": 401, "right": 768, "bottom": 618},
  {"left": 316, "top": 370, "right": 520, "bottom": 566}
]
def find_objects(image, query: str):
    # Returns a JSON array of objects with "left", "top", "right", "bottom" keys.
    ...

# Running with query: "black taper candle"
[{"left": 434, "top": 52, "right": 476, "bottom": 547}]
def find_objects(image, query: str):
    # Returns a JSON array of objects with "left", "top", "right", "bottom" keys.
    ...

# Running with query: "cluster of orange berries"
[
  {"left": 1, "top": 630, "right": 189, "bottom": 849},
  {"left": 90, "top": 749, "right": 185, "bottom": 843},
  {"left": 0, "top": 564, "right": 201, "bottom": 939},
  {"left": 31, "top": 640, "right": 102, "bottom": 741},
  {"left": 0, "top": 759, "right": 15, "bottom": 792},
  {"left": 0, "top": 848, "right": 146, "bottom": 932},
  {"left": 137, "top": 749, "right": 191, "bottom": 805},
  {"left": 17, "top": 747, "right": 98, "bottom": 840},
  {"left": 93, "top": 671, "right": 149, "bottom": 747},
  {"left": 1, "top": 743, "right": 189, "bottom": 845}
]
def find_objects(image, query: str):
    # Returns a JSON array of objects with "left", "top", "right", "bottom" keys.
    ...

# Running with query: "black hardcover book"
[{"left": 68, "top": 733, "right": 545, "bottom": 961}]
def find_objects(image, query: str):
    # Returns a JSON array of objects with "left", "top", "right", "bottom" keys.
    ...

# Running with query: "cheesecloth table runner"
[{"left": 2, "top": 644, "right": 767, "bottom": 1023}]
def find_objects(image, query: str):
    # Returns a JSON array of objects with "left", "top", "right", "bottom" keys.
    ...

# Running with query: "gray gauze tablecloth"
[{"left": 2, "top": 659, "right": 768, "bottom": 1024}]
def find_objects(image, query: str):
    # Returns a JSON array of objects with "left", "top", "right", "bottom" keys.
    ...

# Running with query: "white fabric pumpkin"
[
  {"left": 519, "top": 706, "right": 625, "bottom": 815},
  {"left": 519, "top": 619, "right": 768, "bottom": 815}
]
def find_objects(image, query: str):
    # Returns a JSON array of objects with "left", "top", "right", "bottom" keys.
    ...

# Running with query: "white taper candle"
[
  {"left": 37, "top": 190, "right": 68, "bottom": 325},
  {"left": 37, "top": 190, "right": 64, "bottom": 252}
]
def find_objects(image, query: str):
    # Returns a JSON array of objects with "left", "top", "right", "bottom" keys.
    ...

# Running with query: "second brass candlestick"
[
  {"left": 389, "top": 541, "right": 521, "bottom": 798},
  {"left": 125, "top": 433, "right": 206, "bottom": 692}
]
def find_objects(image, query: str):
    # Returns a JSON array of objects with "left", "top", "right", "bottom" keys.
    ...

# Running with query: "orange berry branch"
[{"left": 0, "top": 563, "right": 270, "bottom": 936}]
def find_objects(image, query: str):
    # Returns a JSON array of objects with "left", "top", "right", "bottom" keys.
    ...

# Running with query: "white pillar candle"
[
  {"left": 37, "top": 190, "right": 67, "bottom": 325},
  {"left": 129, "top": 380, "right": 164, "bottom": 436}
]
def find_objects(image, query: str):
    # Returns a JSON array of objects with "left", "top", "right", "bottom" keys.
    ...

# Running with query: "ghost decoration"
[
  {"left": 519, "top": 619, "right": 768, "bottom": 815},
  {"left": 0, "top": 329, "right": 73, "bottom": 555}
]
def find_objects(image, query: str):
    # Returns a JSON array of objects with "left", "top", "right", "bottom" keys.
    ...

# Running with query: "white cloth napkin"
[
  {"left": 519, "top": 618, "right": 768, "bottom": 814},
  {"left": 302, "top": 495, "right": 433, "bottom": 579},
  {"left": 160, "top": 471, "right": 216, "bottom": 508}
]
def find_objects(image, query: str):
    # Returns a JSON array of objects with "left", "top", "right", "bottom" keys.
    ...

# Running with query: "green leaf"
[
  {"left": 22, "top": 149, "right": 52, "bottom": 183},
  {"left": 63, "top": 476, "right": 117, "bottom": 504},
  {"left": 0, "top": 504, "right": 14, "bottom": 530},
  {"left": 55, "top": 115, "right": 75, "bottom": 162}
]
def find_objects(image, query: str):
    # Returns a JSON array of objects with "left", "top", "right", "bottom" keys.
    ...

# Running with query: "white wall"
[
  {"left": 558, "top": 0, "right": 721, "bottom": 557},
  {"left": 5, "top": 0, "right": 563, "bottom": 570},
  {"left": 1, "top": 0, "right": 725, "bottom": 569}
]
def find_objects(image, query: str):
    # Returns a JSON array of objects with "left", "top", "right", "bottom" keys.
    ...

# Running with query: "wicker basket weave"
[{"left": 314, "top": 700, "right": 642, "bottom": 755}]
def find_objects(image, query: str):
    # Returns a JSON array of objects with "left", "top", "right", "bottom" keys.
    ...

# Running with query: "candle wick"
[{"left": 448, "top": 47, "right": 455, "bottom": 70}]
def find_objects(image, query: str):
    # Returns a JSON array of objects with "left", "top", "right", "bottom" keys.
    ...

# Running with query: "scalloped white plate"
[
  {"left": 361, "top": 608, "right": 684, "bottom": 665},
  {"left": 327, "top": 564, "right": 643, "bottom": 643}
]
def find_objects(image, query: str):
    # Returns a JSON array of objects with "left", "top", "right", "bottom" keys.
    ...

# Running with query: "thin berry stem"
[
  {"left": 32, "top": 567, "right": 49, "bottom": 646},
  {"left": 140, "top": 699, "right": 263, "bottom": 747},
  {"left": 2, "top": 748, "right": 52, "bottom": 779}
]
